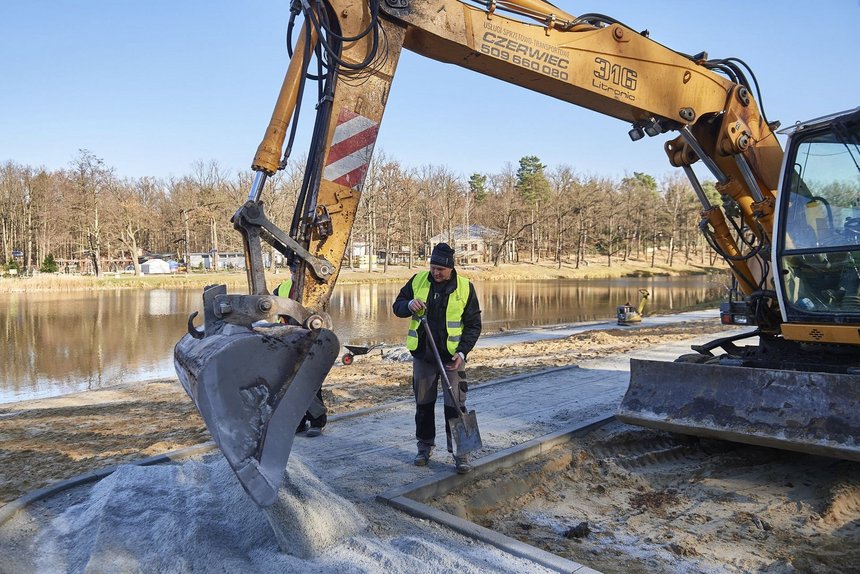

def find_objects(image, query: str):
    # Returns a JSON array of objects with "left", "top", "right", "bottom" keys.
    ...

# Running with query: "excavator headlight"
[
  {"left": 628, "top": 125, "right": 645, "bottom": 141},
  {"left": 721, "top": 312, "right": 748, "bottom": 325},
  {"left": 643, "top": 118, "right": 663, "bottom": 137}
]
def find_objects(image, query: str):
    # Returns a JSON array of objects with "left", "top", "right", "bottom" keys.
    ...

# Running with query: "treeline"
[{"left": 0, "top": 149, "right": 723, "bottom": 275}]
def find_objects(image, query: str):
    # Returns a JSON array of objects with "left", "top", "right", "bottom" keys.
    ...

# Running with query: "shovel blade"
[
  {"left": 448, "top": 410, "right": 483, "bottom": 457},
  {"left": 174, "top": 323, "right": 339, "bottom": 507}
]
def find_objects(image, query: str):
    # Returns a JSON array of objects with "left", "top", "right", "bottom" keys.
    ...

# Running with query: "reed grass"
[
  {"left": 0, "top": 271, "right": 249, "bottom": 293},
  {"left": 0, "top": 259, "right": 726, "bottom": 293}
]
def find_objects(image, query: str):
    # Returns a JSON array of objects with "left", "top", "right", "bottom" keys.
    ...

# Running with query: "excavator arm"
[{"left": 174, "top": 0, "right": 858, "bottom": 506}]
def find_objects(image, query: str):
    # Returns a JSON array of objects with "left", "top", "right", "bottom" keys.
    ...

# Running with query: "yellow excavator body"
[{"left": 175, "top": 0, "right": 860, "bottom": 506}]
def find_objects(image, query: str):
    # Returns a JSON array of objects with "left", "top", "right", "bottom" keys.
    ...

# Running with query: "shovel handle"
[{"left": 417, "top": 316, "right": 464, "bottom": 418}]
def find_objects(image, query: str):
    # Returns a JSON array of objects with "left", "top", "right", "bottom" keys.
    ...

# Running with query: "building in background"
[{"left": 428, "top": 225, "right": 514, "bottom": 265}]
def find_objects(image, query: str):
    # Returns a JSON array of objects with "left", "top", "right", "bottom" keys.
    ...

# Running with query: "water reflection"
[
  {"left": 330, "top": 275, "right": 727, "bottom": 344},
  {"left": 0, "top": 290, "right": 198, "bottom": 403},
  {"left": 0, "top": 274, "right": 726, "bottom": 403}
]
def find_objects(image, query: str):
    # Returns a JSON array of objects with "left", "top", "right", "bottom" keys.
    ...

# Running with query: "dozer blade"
[
  {"left": 174, "top": 323, "right": 339, "bottom": 507},
  {"left": 617, "top": 358, "right": 860, "bottom": 461}
]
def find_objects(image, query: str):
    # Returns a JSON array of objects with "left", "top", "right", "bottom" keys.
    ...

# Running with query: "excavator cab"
[
  {"left": 618, "top": 108, "right": 860, "bottom": 462},
  {"left": 777, "top": 108, "right": 860, "bottom": 321}
]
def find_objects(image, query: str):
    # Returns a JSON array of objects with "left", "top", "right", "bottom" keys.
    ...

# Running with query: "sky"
[{"left": 1, "top": 1, "right": 858, "bottom": 184}]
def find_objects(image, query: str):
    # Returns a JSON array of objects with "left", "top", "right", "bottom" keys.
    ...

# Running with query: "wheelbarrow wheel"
[{"left": 342, "top": 352, "right": 354, "bottom": 366}]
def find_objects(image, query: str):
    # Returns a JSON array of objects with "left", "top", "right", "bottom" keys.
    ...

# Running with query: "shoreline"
[
  {"left": 0, "top": 309, "right": 719, "bottom": 409},
  {"left": 0, "top": 314, "right": 734, "bottom": 506},
  {"left": 0, "top": 259, "right": 727, "bottom": 293}
]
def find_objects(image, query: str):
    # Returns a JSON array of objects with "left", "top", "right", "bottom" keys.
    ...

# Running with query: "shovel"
[{"left": 419, "top": 316, "right": 482, "bottom": 457}]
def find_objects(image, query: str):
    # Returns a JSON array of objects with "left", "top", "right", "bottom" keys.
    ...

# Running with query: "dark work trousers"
[
  {"left": 299, "top": 388, "right": 327, "bottom": 429},
  {"left": 413, "top": 357, "right": 467, "bottom": 455}
]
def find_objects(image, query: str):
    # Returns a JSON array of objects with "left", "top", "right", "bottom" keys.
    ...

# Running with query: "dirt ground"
[
  {"left": 432, "top": 424, "right": 860, "bottom": 574},
  {"left": 0, "top": 320, "right": 731, "bottom": 506},
  {"left": 4, "top": 318, "right": 858, "bottom": 573}
]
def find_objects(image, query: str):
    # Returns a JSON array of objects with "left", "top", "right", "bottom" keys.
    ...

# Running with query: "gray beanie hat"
[{"left": 430, "top": 243, "right": 455, "bottom": 268}]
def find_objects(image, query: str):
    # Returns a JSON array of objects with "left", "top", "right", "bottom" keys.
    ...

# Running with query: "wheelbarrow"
[{"left": 341, "top": 344, "right": 384, "bottom": 365}]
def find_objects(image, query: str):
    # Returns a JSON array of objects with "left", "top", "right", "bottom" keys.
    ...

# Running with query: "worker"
[
  {"left": 274, "top": 276, "right": 327, "bottom": 437},
  {"left": 392, "top": 243, "right": 482, "bottom": 474}
]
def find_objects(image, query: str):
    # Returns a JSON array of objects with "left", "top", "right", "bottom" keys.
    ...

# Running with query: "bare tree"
[
  {"left": 0, "top": 162, "right": 26, "bottom": 267},
  {"left": 188, "top": 160, "right": 232, "bottom": 270},
  {"left": 547, "top": 165, "right": 584, "bottom": 269},
  {"left": 69, "top": 150, "right": 112, "bottom": 276},
  {"left": 429, "top": 165, "right": 463, "bottom": 244},
  {"left": 474, "top": 164, "right": 532, "bottom": 266},
  {"left": 414, "top": 165, "right": 441, "bottom": 257},
  {"left": 374, "top": 158, "right": 413, "bottom": 273},
  {"left": 106, "top": 177, "right": 165, "bottom": 274},
  {"left": 661, "top": 173, "right": 697, "bottom": 267},
  {"left": 29, "top": 169, "right": 62, "bottom": 272},
  {"left": 356, "top": 153, "right": 385, "bottom": 272}
]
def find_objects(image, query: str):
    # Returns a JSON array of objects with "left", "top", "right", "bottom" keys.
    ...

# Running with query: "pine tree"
[{"left": 40, "top": 253, "right": 59, "bottom": 273}]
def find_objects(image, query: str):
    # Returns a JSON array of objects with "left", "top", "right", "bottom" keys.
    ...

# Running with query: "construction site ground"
[{"left": 1, "top": 311, "right": 858, "bottom": 573}]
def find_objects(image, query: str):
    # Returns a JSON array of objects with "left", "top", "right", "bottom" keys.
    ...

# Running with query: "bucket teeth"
[{"left": 174, "top": 322, "right": 339, "bottom": 506}]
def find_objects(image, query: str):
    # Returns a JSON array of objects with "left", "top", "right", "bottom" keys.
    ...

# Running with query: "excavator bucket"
[
  {"left": 174, "top": 288, "right": 339, "bottom": 507},
  {"left": 618, "top": 358, "right": 860, "bottom": 461}
]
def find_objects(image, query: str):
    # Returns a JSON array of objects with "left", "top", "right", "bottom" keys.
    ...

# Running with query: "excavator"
[
  {"left": 174, "top": 0, "right": 860, "bottom": 507},
  {"left": 616, "top": 289, "right": 649, "bottom": 326}
]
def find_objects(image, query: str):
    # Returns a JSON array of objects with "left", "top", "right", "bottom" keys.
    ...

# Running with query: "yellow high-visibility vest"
[
  {"left": 406, "top": 271, "right": 469, "bottom": 355},
  {"left": 275, "top": 279, "right": 292, "bottom": 297}
]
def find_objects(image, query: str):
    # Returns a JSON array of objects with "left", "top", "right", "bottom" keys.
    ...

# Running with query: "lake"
[{"left": 0, "top": 274, "right": 726, "bottom": 403}]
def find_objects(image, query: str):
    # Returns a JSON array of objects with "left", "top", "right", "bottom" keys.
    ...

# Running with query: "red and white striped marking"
[{"left": 323, "top": 109, "right": 379, "bottom": 190}]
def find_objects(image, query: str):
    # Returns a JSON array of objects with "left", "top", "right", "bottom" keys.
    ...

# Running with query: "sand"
[{"left": 432, "top": 423, "right": 860, "bottom": 573}]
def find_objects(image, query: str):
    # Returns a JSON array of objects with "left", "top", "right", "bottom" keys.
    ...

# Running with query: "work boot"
[
  {"left": 454, "top": 456, "right": 472, "bottom": 474},
  {"left": 295, "top": 420, "right": 308, "bottom": 434},
  {"left": 306, "top": 426, "right": 323, "bottom": 437},
  {"left": 414, "top": 450, "right": 432, "bottom": 466}
]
